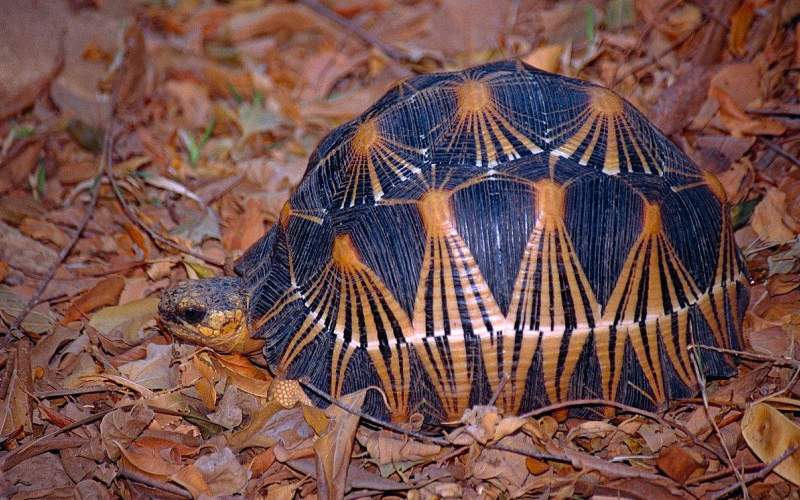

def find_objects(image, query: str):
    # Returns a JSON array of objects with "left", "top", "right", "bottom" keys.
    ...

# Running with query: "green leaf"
[
  {"left": 732, "top": 196, "right": 762, "bottom": 230},
  {"left": 585, "top": 5, "right": 597, "bottom": 42},
  {"left": 178, "top": 129, "right": 201, "bottom": 166},
  {"left": 605, "top": 0, "right": 635, "bottom": 31}
]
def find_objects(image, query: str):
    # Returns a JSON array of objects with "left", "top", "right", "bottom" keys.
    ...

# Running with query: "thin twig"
[
  {"left": 709, "top": 445, "right": 800, "bottom": 500},
  {"left": 119, "top": 466, "right": 192, "bottom": 498},
  {"left": 521, "top": 398, "right": 729, "bottom": 465},
  {"left": 690, "top": 347, "right": 748, "bottom": 499},
  {"left": 296, "top": 0, "right": 411, "bottom": 77},
  {"left": 0, "top": 147, "right": 106, "bottom": 347},
  {"left": 614, "top": 25, "right": 700, "bottom": 84},
  {"left": 103, "top": 140, "right": 224, "bottom": 267},
  {"left": 759, "top": 137, "right": 800, "bottom": 169}
]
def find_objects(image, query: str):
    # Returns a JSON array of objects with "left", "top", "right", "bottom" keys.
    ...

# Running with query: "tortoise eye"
[{"left": 180, "top": 306, "right": 206, "bottom": 325}]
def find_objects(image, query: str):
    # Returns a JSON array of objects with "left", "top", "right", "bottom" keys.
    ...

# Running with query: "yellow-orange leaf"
[
  {"left": 62, "top": 276, "right": 125, "bottom": 324},
  {"left": 742, "top": 403, "right": 800, "bottom": 486}
]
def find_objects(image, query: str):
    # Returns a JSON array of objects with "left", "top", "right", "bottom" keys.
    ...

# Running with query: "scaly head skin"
[{"left": 158, "top": 277, "right": 264, "bottom": 354}]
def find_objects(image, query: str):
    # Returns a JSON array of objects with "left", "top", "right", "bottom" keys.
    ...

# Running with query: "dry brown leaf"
[
  {"left": 315, "top": 390, "right": 367, "bottom": 500},
  {"left": 211, "top": 352, "right": 272, "bottom": 397},
  {"left": 172, "top": 463, "right": 212, "bottom": 498},
  {"left": 116, "top": 439, "right": 183, "bottom": 477},
  {"left": 751, "top": 188, "right": 798, "bottom": 245},
  {"left": 0, "top": 220, "right": 58, "bottom": 276},
  {"left": 19, "top": 217, "right": 69, "bottom": 248},
  {"left": 655, "top": 444, "right": 707, "bottom": 483},
  {"left": 523, "top": 44, "right": 564, "bottom": 73},
  {"left": 729, "top": 1, "right": 755, "bottom": 56},
  {"left": 88, "top": 296, "right": 159, "bottom": 343},
  {"left": 363, "top": 429, "right": 441, "bottom": 465},
  {"left": 99, "top": 404, "right": 154, "bottom": 460},
  {"left": 742, "top": 403, "right": 800, "bottom": 486},
  {"left": 190, "top": 447, "right": 249, "bottom": 496},
  {"left": 63, "top": 276, "right": 125, "bottom": 324},
  {"left": 223, "top": 198, "right": 266, "bottom": 252},
  {"left": 228, "top": 404, "right": 315, "bottom": 450},
  {"left": 117, "top": 343, "right": 173, "bottom": 390}
]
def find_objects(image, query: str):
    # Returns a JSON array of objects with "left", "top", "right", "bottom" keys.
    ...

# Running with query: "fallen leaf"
[
  {"left": 116, "top": 438, "right": 183, "bottom": 477},
  {"left": 728, "top": 1, "right": 755, "bottom": 57},
  {"left": 656, "top": 444, "right": 707, "bottom": 483},
  {"left": 19, "top": 217, "right": 69, "bottom": 248},
  {"left": 315, "top": 390, "right": 367, "bottom": 500},
  {"left": 751, "top": 188, "right": 798, "bottom": 245},
  {"left": 228, "top": 404, "right": 316, "bottom": 450},
  {"left": 742, "top": 403, "right": 800, "bottom": 486},
  {"left": 100, "top": 404, "right": 154, "bottom": 460},
  {"left": 63, "top": 276, "right": 125, "bottom": 324},
  {"left": 0, "top": 220, "right": 58, "bottom": 276},
  {"left": 363, "top": 429, "right": 441, "bottom": 465},
  {"left": 0, "top": 285, "right": 56, "bottom": 334},
  {"left": 118, "top": 343, "right": 174, "bottom": 390},
  {"left": 523, "top": 44, "right": 564, "bottom": 73},
  {"left": 187, "top": 447, "right": 249, "bottom": 496},
  {"left": 223, "top": 198, "right": 265, "bottom": 252},
  {"left": 88, "top": 296, "right": 159, "bottom": 343},
  {"left": 207, "top": 385, "right": 243, "bottom": 429}
]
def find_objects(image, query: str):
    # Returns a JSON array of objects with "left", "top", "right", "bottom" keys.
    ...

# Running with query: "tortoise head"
[{"left": 158, "top": 277, "right": 264, "bottom": 354}]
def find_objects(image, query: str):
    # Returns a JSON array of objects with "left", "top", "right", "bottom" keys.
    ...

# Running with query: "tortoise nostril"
[{"left": 180, "top": 306, "right": 207, "bottom": 325}]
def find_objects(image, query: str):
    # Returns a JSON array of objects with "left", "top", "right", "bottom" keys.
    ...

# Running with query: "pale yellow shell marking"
[{"left": 448, "top": 79, "right": 542, "bottom": 168}]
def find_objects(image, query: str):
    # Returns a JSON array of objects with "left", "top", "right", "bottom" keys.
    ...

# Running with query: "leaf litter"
[{"left": 1, "top": 0, "right": 800, "bottom": 498}]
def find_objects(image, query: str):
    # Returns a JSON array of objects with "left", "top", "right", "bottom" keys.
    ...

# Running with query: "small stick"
[
  {"left": 119, "top": 466, "right": 192, "bottom": 498},
  {"left": 709, "top": 445, "right": 800, "bottom": 500},
  {"left": 0, "top": 168, "right": 104, "bottom": 346},
  {"left": 296, "top": 0, "right": 411, "bottom": 77},
  {"left": 759, "top": 137, "right": 800, "bottom": 169},
  {"left": 104, "top": 154, "right": 224, "bottom": 267},
  {"left": 690, "top": 348, "right": 748, "bottom": 499}
]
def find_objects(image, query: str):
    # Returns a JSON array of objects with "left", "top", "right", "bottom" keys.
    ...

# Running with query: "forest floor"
[{"left": 1, "top": 0, "right": 800, "bottom": 498}]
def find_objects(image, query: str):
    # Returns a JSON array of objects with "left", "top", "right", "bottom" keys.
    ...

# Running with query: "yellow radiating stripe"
[
  {"left": 595, "top": 325, "right": 627, "bottom": 401},
  {"left": 628, "top": 320, "right": 665, "bottom": 402},
  {"left": 603, "top": 115, "right": 620, "bottom": 174}
]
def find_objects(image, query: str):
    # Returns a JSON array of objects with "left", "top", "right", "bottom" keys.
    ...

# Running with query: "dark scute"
[
  {"left": 336, "top": 204, "right": 425, "bottom": 317},
  {"left": 517, "top": 339, "right": 548, "bottom": 413},
  {"left": 247, "top": 227, "right": 291, "bottom": 324},
  {"left": 689, "top": 305, "right": 736, "bottom": 379},
  {"left": 407, "top": 345, "right": 447, "bottom": 424},
  {"left": 661, "top": 185, "right": 722, "bottom": 291},
  {"left": 452, "top": 177, "right": 535, "bottom": 315},
  {"left": 289, "top": 214, "right": 334, "bottom": 290},
  {"left": 616, "top": 339, "right": 659, "bottom": 412},
  {"left": 567, "top": 332, "right": 604, "bottom": 418},
  {"left": 564, "top": 173, "right": 644, "bottom": 307},
  {"left": 338, "top": 346, "right": 390, "bottom": 421}
]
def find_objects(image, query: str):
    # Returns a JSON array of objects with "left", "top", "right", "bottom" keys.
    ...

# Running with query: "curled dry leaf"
[
  {"left": 362, "top": 429, "right": 441, "bottom": 465},
  {"left": 655, "top": 444, "right": 707, "bottom": 483},
  {"left": 117, "top": 343, "right": 174, "bottom": 390},
  {"left": 751, "top": 188, "right": 798, "bottom": 245},
  {"left": 177, "top": 447, "right": 250, "bottom": 496},
  {"left": 448, "top": 406, "right": 527, "bottom": 446},
  {"left": 100, "top": 404, "right": 154, "bottom": 460},
  {"left": 62, "top": 276, "right": 125, "bottom": 324},
  {"left": 88, "top": 296, "right": 159, "bottom": 343},
  {"left": 315, "top": 390, "right": 367, "bottom": 500},
  {"left": 742, "top": 403, "right": 800, "bottom": 486}
]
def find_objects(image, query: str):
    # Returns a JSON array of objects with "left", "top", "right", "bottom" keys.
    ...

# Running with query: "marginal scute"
[{"left": 279, "top": 201, "right": 292, "bottom": 230}]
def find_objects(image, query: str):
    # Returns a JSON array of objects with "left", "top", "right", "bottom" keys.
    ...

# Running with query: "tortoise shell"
[{"left": 236, "top": 60, "right": 748, "bottom": 423}]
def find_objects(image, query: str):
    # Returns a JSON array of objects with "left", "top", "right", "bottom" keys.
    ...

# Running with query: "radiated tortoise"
[{"left": 159, "top": 60, "right": 749, "bottom": 424}]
